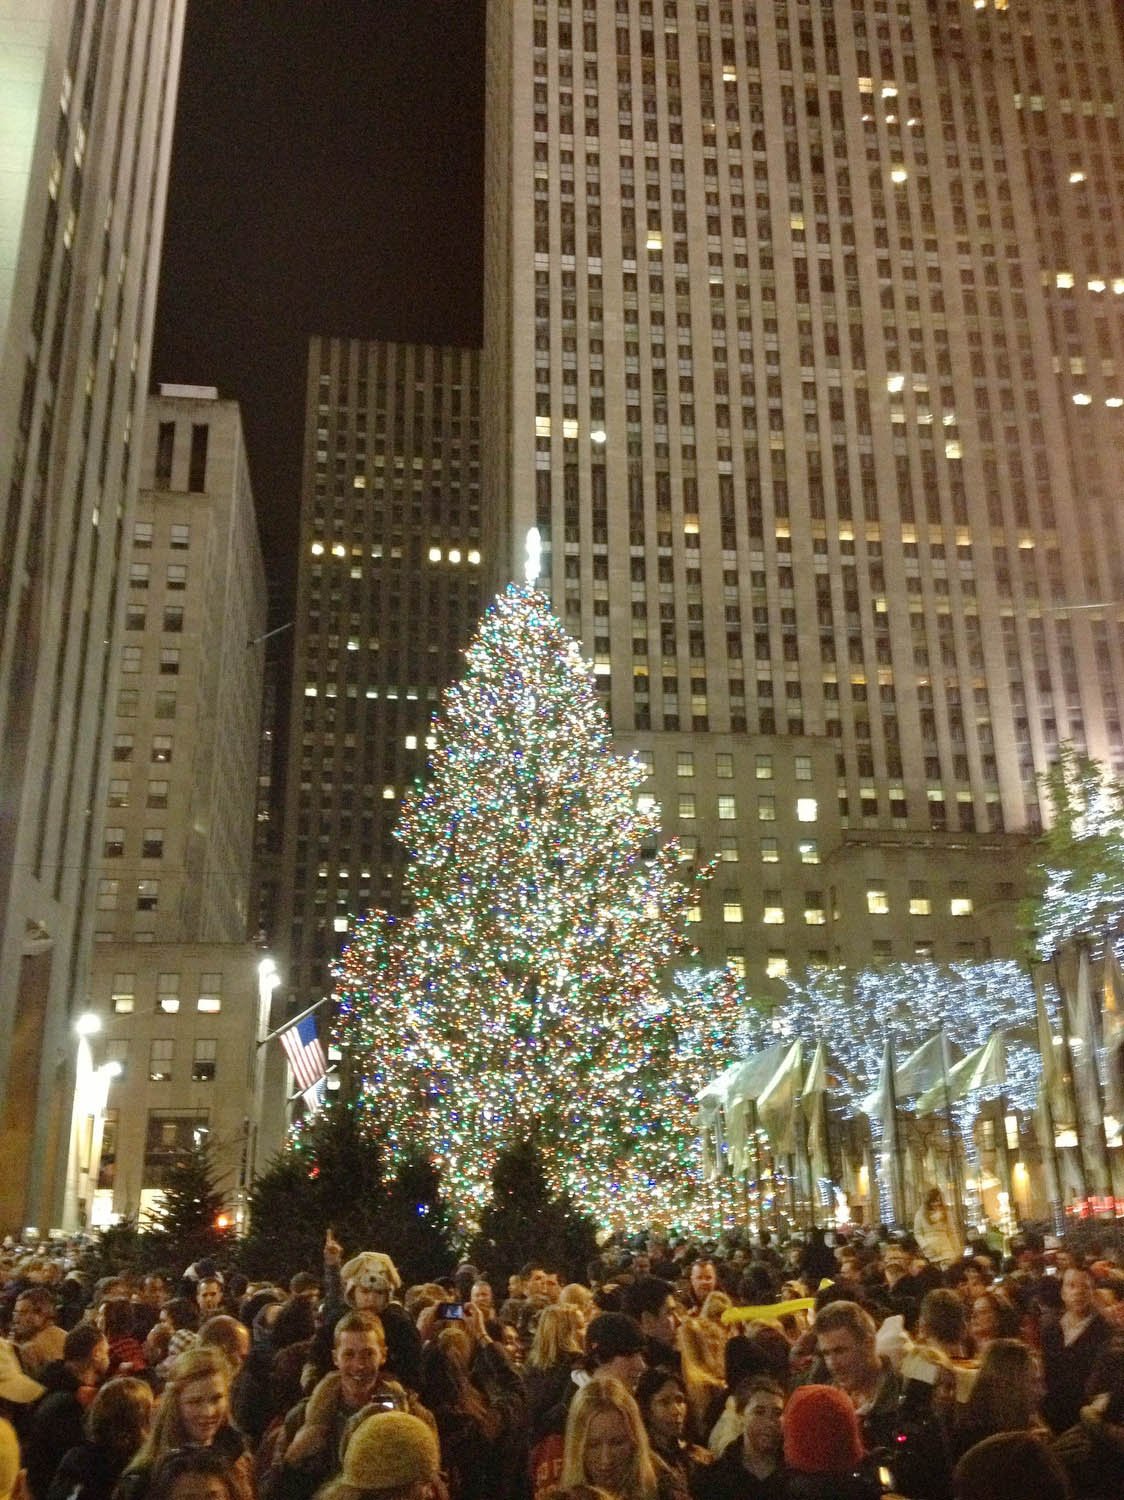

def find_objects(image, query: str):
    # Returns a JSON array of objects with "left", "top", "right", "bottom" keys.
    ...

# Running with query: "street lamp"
[{"left": 75, "top": 1012, "right": 101, "bottom": 1037}]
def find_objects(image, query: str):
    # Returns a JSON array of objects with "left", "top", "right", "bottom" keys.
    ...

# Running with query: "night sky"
[{"left": 151, "top": 0, "right": 485, "bottom": 604}]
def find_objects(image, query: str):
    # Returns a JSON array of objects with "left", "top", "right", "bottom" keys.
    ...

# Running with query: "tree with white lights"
[{"left": 333, "top": 583, "right": 745, "bottom": 1226}]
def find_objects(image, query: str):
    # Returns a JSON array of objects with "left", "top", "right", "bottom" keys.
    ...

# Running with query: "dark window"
[
  {"left": 142, "top": 1110, "right": 208, "bottom": 1186},
  {"left": 188, "top": 424, "right": 209, "bottom": 491},
  {"left": 155, "top": 422, "right": 175, "bottom": 487}
]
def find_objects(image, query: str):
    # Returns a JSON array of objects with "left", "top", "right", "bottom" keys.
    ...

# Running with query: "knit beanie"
[
  {"left": 341, "top": 1411, "right": 439, "bottom": 1491},
  {"left": 783, "top": 1384, "right": 864, "bottom": 1474}
]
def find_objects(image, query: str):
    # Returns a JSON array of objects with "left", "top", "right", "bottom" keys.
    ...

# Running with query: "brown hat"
[
  {"left": 339, "top": 1411, "right": 439, "bottom": 1491},
  {"left": 0, "top": 1339, "right": 44, "bottom": 1404}
]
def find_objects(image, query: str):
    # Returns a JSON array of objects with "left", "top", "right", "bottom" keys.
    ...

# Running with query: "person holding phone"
[{"left": 262, "top": 1312, "right": 431, "bottom": 1500}]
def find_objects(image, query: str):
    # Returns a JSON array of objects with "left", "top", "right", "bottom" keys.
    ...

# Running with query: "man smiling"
[{"left": 269, "top": 1311, "right": 426, "bottom": 1500}]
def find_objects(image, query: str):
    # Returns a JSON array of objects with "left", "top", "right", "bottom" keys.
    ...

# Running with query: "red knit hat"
[{"left": 783, "top": 1384, "right": 864, "bottom": 1474}]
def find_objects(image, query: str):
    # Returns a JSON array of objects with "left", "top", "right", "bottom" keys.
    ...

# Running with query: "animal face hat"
[{"left": 341, "top": 1251, "right": 401, "bottom": 1302}]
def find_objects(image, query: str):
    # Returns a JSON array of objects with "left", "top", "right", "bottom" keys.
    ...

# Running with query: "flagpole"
[
  {"left": 1033, "top": 963, "right": 1068, "bottom": 1233},
  {"left": 1053, "top": 950, "right": 1093, "bottom": 1206},
  {"left": 799, "top": 1095, "right": 816, "bottom": 1229},
  {"left": 257, "top": 994, "right": 331, "bottom": 1048},
  {"left": 992, "top": 1094, "right": 1015, "bottom": 1235},
  {"left": 940, "top": 1028, "right": 965, "bottom": 1242},
  {"left": 886, "top": 1037, "right": 906, "bottom": 1227},
  {"left": 749, "top": 1098, "right": 765, "bottom": 1237},
  {"left": 1079, "top": 937, "right": 1115, "bottom": 1214}
]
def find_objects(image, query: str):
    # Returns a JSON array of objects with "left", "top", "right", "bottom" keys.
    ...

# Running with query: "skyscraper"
[
  {"left": 79, "top": 387, "right": 277, "bottom": 1227},
  {"left": 0, "top": 0, "right": 187, "bottom": 1231},
  {"left": 483, "top": 0, "right": 1124, "bottom": 989},
  {"left": 279, "top": 338, "right": 482, "bottom": 1017}
]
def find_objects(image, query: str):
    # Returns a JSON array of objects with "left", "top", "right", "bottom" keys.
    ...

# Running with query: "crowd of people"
[{"left": 0, "top": 1199, "right": 1122, "bottom": 1500}]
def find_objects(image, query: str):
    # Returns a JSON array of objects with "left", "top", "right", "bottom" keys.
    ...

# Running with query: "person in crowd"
[
  {"left": 558, "top": 1287, "right": 595, "bottom": 1328},
  {"left": 530, "top": 1313, "right": 649, "bottom": 1498},
  {"left": 967, "top": 1290, "right": 1020, "bottom": 1358},
  {"left": 632, "top": 1370, "right": 710, "bottom": 1494},
  {"left": 198, "top": 1317, "right": 250, "bottom": 1380},
  {"left": 685, "top": 1264, "right": 718, "bottom": 1317},
  {"left": 46, "top": 1376, "right": 154, "bottom": 1500},
  {"left": 674, "top": 1322, "right": 723, "bottom": 1448},
  {"left": 317, "top": 1239, "right": 422, "bottom": 1394},
  {"left": 781, "top": 1384, "right": 888, "bottom": 1500},
  {"left": 10, "top": 1290, "right": 66, "bottom": 1381},
  {"left": 99, "top": 1300, "right": 148, "bottom": 1378},
  {"left": 262, "top": 1310, "right": 423, "bottom": 1500},
  {"left": 952, "top": 1431, "right": 1070, "bottom": 1500},
  {"left": 154, "top": 1300, "right": 200, "bottom": 1382},
  {"left": 25, "top": 1321, "right": 110, "bottom": 1500},
  {"left": 468, "top": 1281, "right": 494, "bottom": 1321},
  {"left": 957, "top": 1261, "right": 995, "bottom": 1307},
  {"left": 287, "top": 1274, "right": 320, "bottom": 1308},
  {"left": 0, "top": 1339, "right": 44, "bottom": 1447},
  {"left": 696, "top": 1295, "right": 730, "bottom": 1329},
  {"left": 418, "top": 1340, "right": 501, "bottom": 1500},
  {"left": 692, "top": 1376, "right": 786, "bottom": 1500},
  {"left": 913, "top": 1191, "right": 962, "bottom": 1271},
  {"left": 953, "top": 1339, "right": 1045, "bottom": 1460},
  {"left": 496, "top": 1323, "right": 524, "bottom": 1373},
  {"left": 525, "top": 1306, "right": 585, "bottom": 1442},
  {"left": 315, "top": 1409, "right": 447, "bottom": 1500},
  {"left": 583, "top": 1318, "right": 648, "bottom": 1394},
  {"left": 116, "top": 1346, "right": 250, "bottom": 1500},
  {"left": 467, "top": 1333, "right": 529, "bottom": 1500},
  {"left": 621, "top": 1281, "right": 681, "bottom": 1376},
  {"left": 917, "top": 1289, "right": 969, "bottom": 1364},
  {"left": 264, "top": 1295, "right": 319, "bottom": 1422},
  {"left": 560, "top": 1377, "right": 685, "bottom": 1500},
  {"left": 799, "top": 1230, "right": 837, "bottom": 1290},
  {"left": 1050, "top": 1336, "right": 1124, "bottom": 1500},
  {"left": 146, "top": 1448, "right": 244, "bottom": 1500},
  {"left": 705, "top": 1327, "right": 791, "bottom": 1458},
  {"left": 196, "top": 1280, "right": 226, "bottom": 1320},
  {"left": 813, "top": 1301, "right": 901, "bottom": 1450},
  {"left": 1041, "top": 1267, "right": 1113, "bottom": 1434},
  {"left": 0, "top": 1418, "right": 26, "bottom": 1500}
]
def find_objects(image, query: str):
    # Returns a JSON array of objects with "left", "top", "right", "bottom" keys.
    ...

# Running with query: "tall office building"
[
  {"left": 82, "top": 388, "right": 279, "bottom": 1226},
  {"left": 483, "top": 0, "right": 1124, "bottom": 991},
  {"left": 279, "top": 338, "right": 482, "bottom": 1017},
  {"left": 0, "top": 0, "right": 187, "bottom": 1231}
]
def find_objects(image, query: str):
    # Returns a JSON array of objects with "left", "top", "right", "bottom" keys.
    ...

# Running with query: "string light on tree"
[
  {"left": 330, "top": 581, "right": 746, "bottom": 1228},
  {"left": 741, "top": 960, "right": 1046, "bottom": 1121}
]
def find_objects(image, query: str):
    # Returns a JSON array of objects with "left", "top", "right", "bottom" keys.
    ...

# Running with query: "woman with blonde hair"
[
  {"left": 527, "top": 1306, "right": 585, "bottom": 1372},
  {"left": 676, "top": 1318, "right": 726, "bottom": 1446},
  {"left": 526, "top": 1305, "right": 586, "bottom": 1446},
  {"left": 558, "top": 1285, "right": 595, "bottom": 1325},
  {"left": 561, "top": 1379, "right": 686, "bottom": 1500},
  {"left": 115, "top": 1346, "right": 251, "bottom": 1500},
  {"left": 954, "top": 1337, "right": 1046, "bottom": 1459}
]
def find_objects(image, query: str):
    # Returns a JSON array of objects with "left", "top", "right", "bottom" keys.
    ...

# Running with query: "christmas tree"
[{"left": 333, "top": 583, "right": 745, "bottom": 1227}]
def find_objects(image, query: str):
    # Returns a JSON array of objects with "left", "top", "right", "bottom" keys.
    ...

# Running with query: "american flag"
[{"left": 279, "top": 1012, "right": 327, "bottom": 1094}]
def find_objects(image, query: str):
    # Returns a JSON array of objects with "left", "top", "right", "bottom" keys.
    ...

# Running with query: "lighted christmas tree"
[{"left": 332, "top": 583, "right": 745, "bottom": 1227}]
